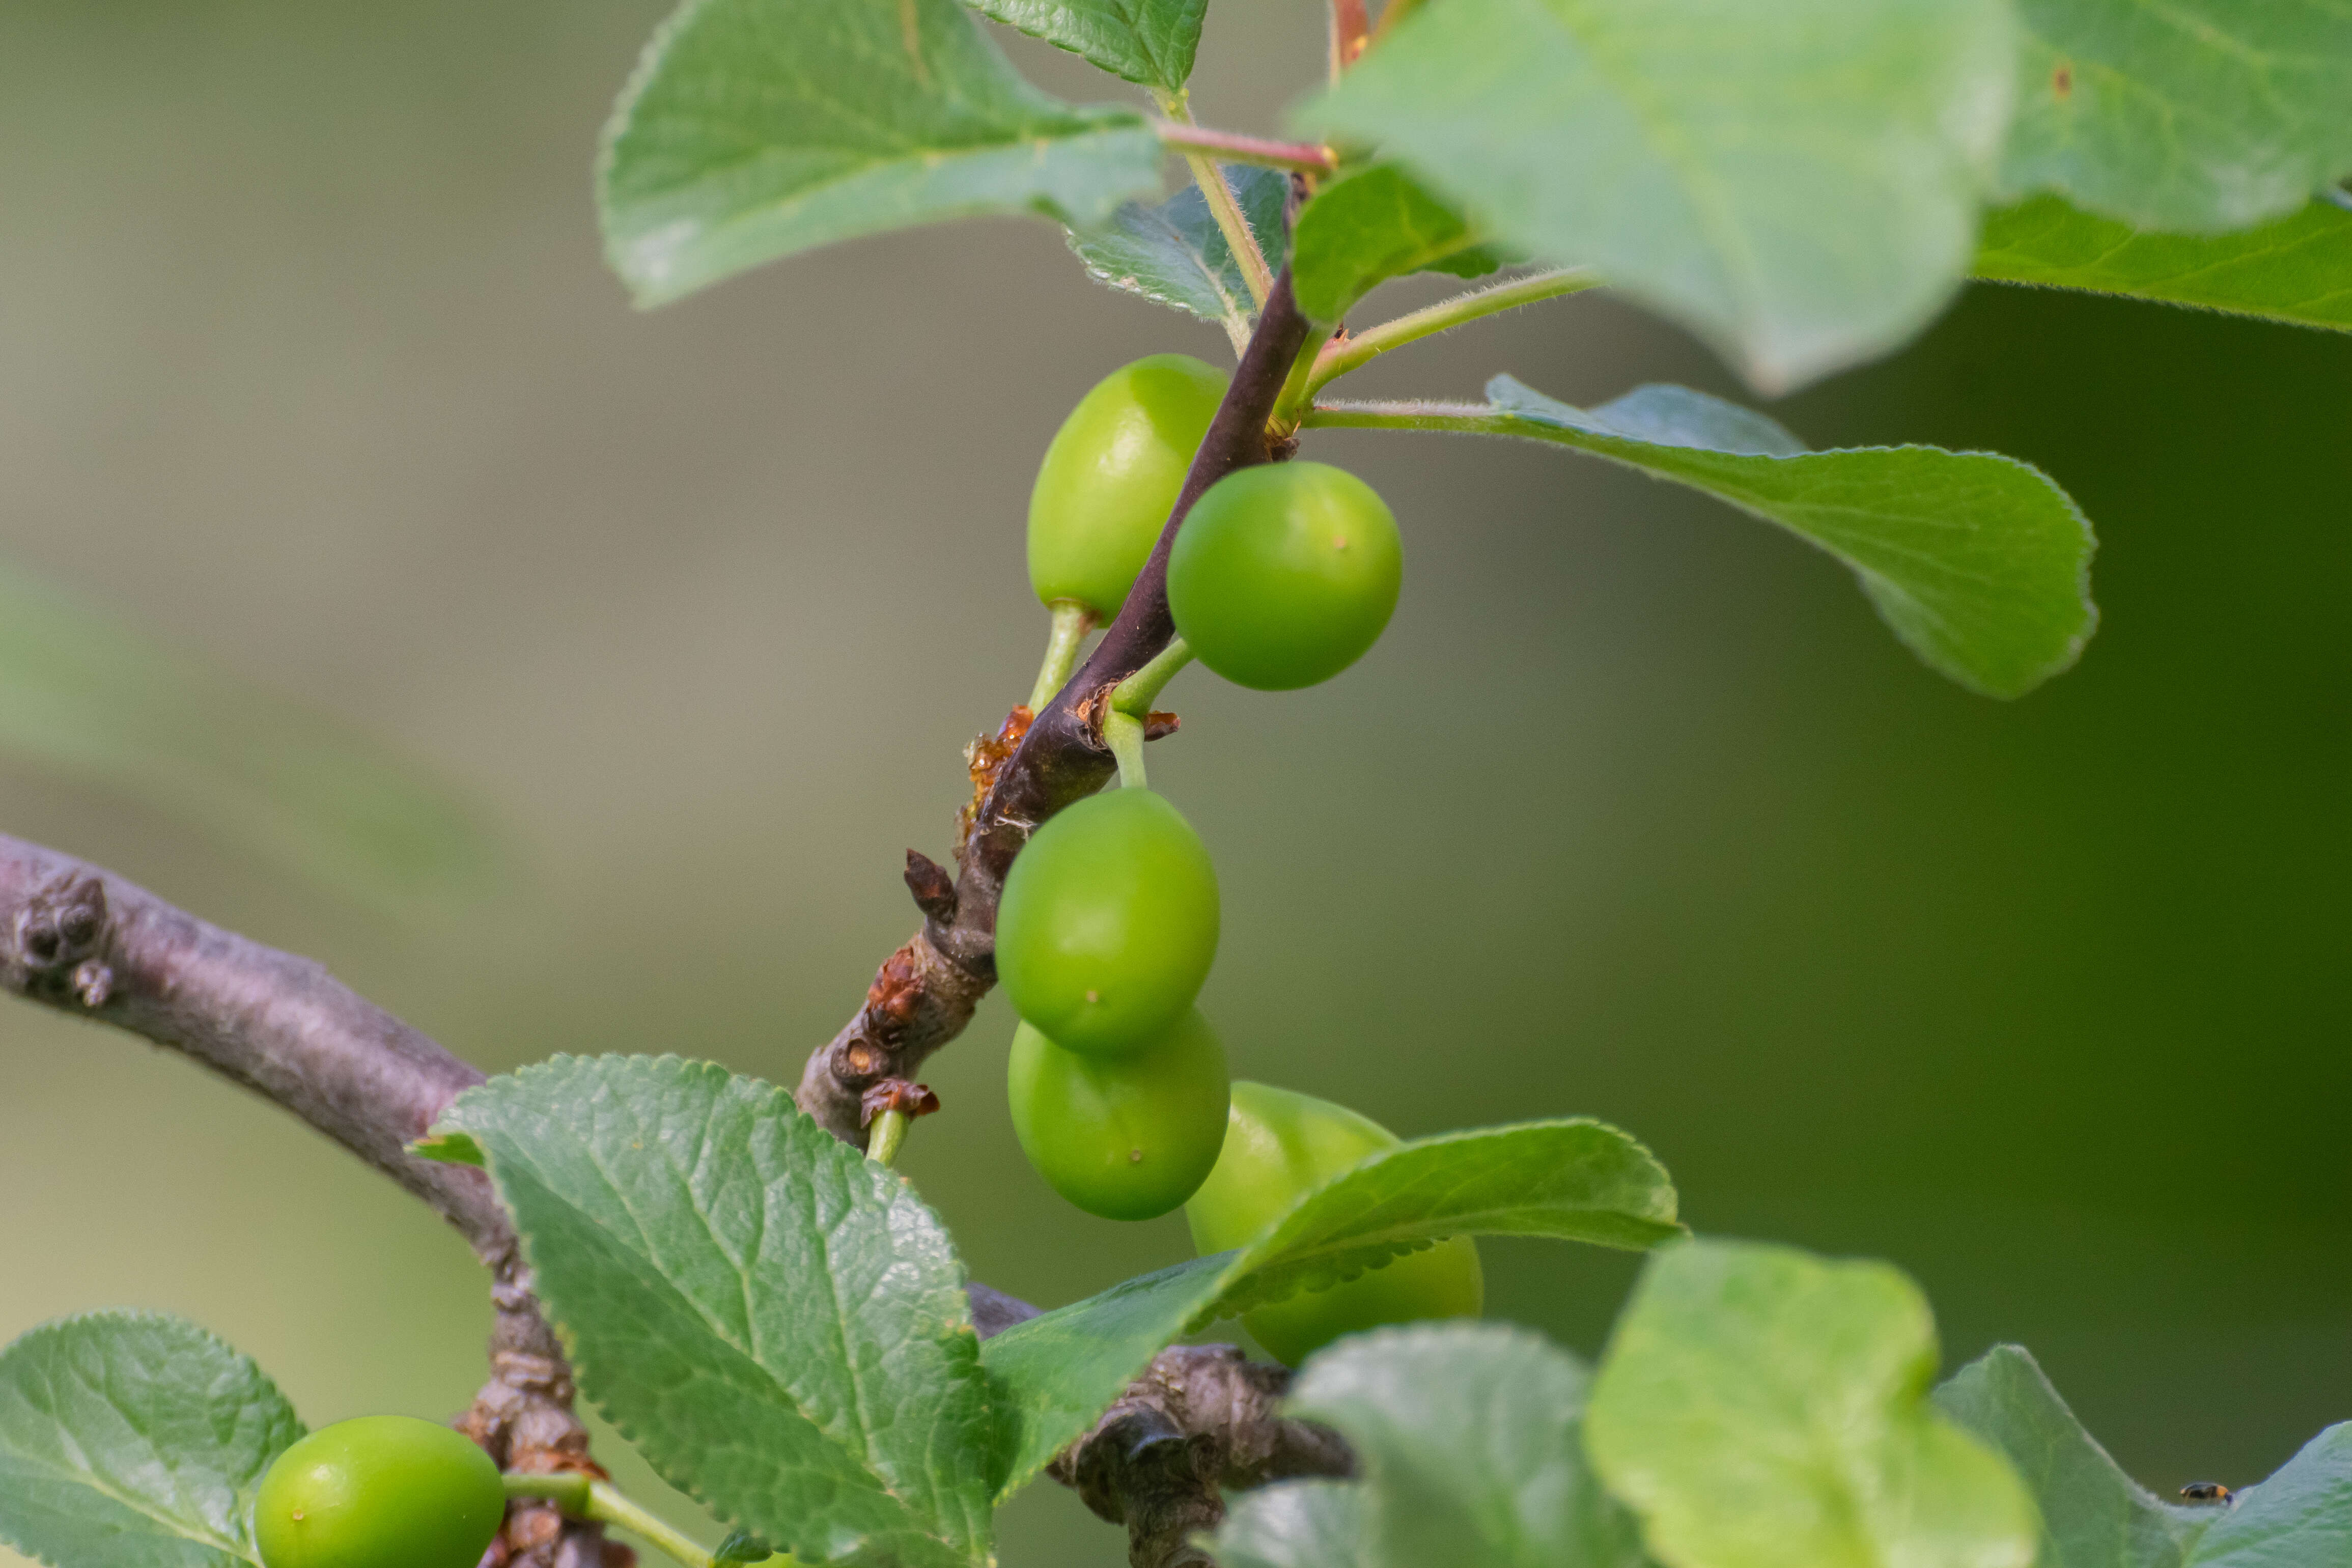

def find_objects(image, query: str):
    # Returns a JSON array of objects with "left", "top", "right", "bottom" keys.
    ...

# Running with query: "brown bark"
[
  {"left": 794, "top": 266, "right": 1315, "bottom": 1149},
  {"left": 0, "top": 831, "right": 1347, "bottom": 1566}
]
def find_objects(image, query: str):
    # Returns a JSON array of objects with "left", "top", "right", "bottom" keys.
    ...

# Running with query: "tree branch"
[
  {"left": 0, "top": 831, "right": 1348, "bottom": 1566},
  {"left": 5, "top": 216, "right": 1339, "bottom": 1568},
  {"left": 0, "top": 833, "right": 620, "bottom": 1567},
  {"left": 794, "top": 262, "right": 1317, "bottom": 1148}
]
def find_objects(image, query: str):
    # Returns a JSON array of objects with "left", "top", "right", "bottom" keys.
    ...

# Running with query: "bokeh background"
[{"left": 2, "top": 1, "right": 2345, "bottom": 1562}]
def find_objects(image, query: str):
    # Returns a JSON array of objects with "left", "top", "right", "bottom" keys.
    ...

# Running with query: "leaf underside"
[
  {"left": 0, "top": 1311, "right": 304, "bottom": 1568},
  {"left": 600, "top": 0, "right": 1162, "bottom": 306},
  {"left": 1326, "top": 379, "right": 2097, "bottom": 699},
  {"left": 433, "top": 1056, "right": 995, "bottom": 1568},
  {"left": 1297, "top": 0, "right": 2019, "bottom": 392},
  {"left": 1067, "top": 163, "right": 1289, "bottom": 344},
  {"left": 982, "top": 1117, "right": 1678, "bottom": 1500}
]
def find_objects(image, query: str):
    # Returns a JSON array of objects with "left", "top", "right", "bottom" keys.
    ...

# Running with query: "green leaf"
[
  {"left": 1998, "top": 1, "right": 2352, "bottom": 233},
  {"left": 1975, "top": 195, "right": 2352, "bottom": 333},
  {"left": 1297, "top": 0, "right": 2018, "bottom": 391},
  {"left": 1937, "top": 1346, "right": 2352, "bottom": 1568},
  {"left": 600, "top": 0, "right": 1163, "bottom": 306},
  {"left": 433, "top": 1055, "right": 995, "bottom": 1568},
  {"left": 1213, "top": 1481, "right": 1366, "bottom": 1568},
  {"left": 1067, "top": 164, "right": 1289, "bottom": 347},
  {"left": 0, "top": 557, "right": 494, "bottom": 912},
  {"left": 1585, "top": 1239, "right": 2038, "bottom": 1568},
  {"left": 1285, "top": 1324, "right": 1647, "bottom": 1568},
  {"left": 982, "top": 1118, "right": 1677, "bottom": 1499},
  {"left": 1311, "top": 380, "right": 2097, "bottom": 698},
  {"left": 961, "top": 0, "right": 1205, "bottom": 89},
  {"left": 1290, "top": 165, "right": 1508, "bottom": 324},
  {"left": 713, "top": 1529, "right": 778, "bottom": 1564},
  {"left": 2192, "top": 1424, "right": 2352, "bottom": 1568},
  {"left": 0, "top": 1311, "right": 304, "bottom": 1568},
  {"left": 1935, "top": 1345, "right": 2214, "bottom": 1568}
]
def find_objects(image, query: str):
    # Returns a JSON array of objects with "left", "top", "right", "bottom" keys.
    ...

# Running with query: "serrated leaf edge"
[
  {"left": 440, "top": 1054, "right": 995, "bottom": 1568},
  {"left": 0, "top": 1308, "right": 304, "bottom": 1568}
]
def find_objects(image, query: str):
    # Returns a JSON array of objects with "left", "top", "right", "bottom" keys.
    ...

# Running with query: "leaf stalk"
[{"left": 1307, "top": 268, "right": 1601, "bottom": 400}]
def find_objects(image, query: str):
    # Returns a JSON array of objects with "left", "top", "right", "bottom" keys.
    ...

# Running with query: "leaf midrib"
[{"left": 503, "top": 1127, "right": 955, "bottom": 1554}]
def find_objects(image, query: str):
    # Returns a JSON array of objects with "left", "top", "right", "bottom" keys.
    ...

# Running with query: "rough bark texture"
[
  {"left": 0, "top": 834, "right": 620, "bottom": 1567},
  {"left": 0, "top": 831, "right": 1349, "bottom": 1566},
  {"left": 794, "top": 266, "right": 1317, "bottom": 1150},
  {"left": 1054, "top": 1346, "right": 1355, "bottom": 1568},
  {"left": 8, "top": 200, "right": 1339, "bottom": 1568}
]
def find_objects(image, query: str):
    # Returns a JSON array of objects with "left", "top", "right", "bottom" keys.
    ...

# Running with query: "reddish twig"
[
  {"left": 1329, "top": 0, "right": 1372, "bottom": 74},
  {"left": 1152, "top": 122, "right": 1339, "bottom": 177}
]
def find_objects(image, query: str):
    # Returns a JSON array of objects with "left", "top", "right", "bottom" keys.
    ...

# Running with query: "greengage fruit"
[
  {"left": 1007, "top": 1010, "right": 1230, "bottom": 1220},
  {"left": 1030, "top": 355, "right": 1229, "bottom": 619},
  {"left": 1167, "top": 461, "right": 1402, "bottom": 691},
  {"left": 994, "top": 787, "right": 1218, "bottom": 1055},
  {"left": 1186, "top": 1081, "right": 1481, "bottom": 1366},
  {"left": 254, "top": 1415, "right": 505, "bottom": 1568}
]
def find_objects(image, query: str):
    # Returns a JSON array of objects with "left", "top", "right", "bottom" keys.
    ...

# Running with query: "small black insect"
[{"left": 2179, "top": 1482, "right": 2235, "bottom": 1505}]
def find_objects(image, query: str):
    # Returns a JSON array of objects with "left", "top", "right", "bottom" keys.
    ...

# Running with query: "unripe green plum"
[
  {"left": 994, "top": 787, "right": 1218, "bottom": 1055},
  {"left": 1030, "top": 355, "right": 1230, "bottom": 619},
  {"left": 1007, "top": 1010, "right": 1230, "bottom": 1220},
  {"left": 1167, "top": 461, "right": 1403, "bottom": 691},
  {"left": 1187, "top": 1081, "right": 1481, "bottom": 1366},
  {"left": 255, "top": 1416, "right": 505, "bottom": 1568}
]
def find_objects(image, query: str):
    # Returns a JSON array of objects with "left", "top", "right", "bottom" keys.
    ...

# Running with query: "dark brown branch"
[
  {"left": 0, "top": 834, "right": 617, "bottom": 1568},
  {"left": 795, "top": 266, "right": 1316, "bottom": 1146},
  {"left": 1054, "top": 1347, "right": 1354, "bottom": 1568},
  {"left": 0, "top": 831, "right": 1350, "bottom": 1567}
]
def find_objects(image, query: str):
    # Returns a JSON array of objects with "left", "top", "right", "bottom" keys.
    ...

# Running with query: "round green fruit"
[
  {"left": 1186, "top": 1081, "right": 1481, "bottom": 1366},
  {"left": 1030, "top": 354, "right": 1230, "bottom": 619},
  {"left": 994, "top": 787, "right": 1219, "bottom": 1055},
  {"left": 1167, "top": 461, "right": 1403, "bottom": 691},
  {"left": 1007, "top": 1009, "right": 1230, "bottom": 1220},
  {"left": 254, "top": 1416, "right": 506, "bottom": 1568}
]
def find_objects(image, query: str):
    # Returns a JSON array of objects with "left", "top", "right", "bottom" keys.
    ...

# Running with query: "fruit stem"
[
  {"left": 867, "top": 1106, "right": 911, "bottom": 1168},
  {"left": 1151, "top": 115, "right": 1340, "bottom": 178},
  {"left": 1112, "top": 636, "right": 1195, "bottom": 719},
  {"left": 1105, "top": 708, "right": 1150, "bottom": 789},
  {"left": 1030, "top": 601, "right": 1098, "bottom": 713},
  {"left": 1305, "top": 268, "right": 1601, "bottom": 400},
  {"left": 505, "top": 1472, "right": 594, "bottom": 1511},
  {"left": 508, "top": 1473, "right": 794, "bottom": 1567},
  {"left": 1269, "top": 322, "right": 1338, "bottom": 435},
  {"left": 1104, "top": 638, "right": 1190, "bottom": 789}
]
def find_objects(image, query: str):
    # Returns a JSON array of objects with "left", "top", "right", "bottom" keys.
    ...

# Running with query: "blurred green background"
[{"left": 2, "top": 2, "right": 2345, "bottom": 1563}]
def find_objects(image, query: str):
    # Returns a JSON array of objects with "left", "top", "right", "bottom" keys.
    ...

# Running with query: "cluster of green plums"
[
  {"left": 254, "top": 1416, "right": 506, "bottom": 1568},
  {"left": 1001, "top": 358, "right": 1477, "bottom": 1364}
]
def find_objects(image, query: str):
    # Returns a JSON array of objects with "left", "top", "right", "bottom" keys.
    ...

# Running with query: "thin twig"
[
  {"left": 1152, "top": 120, "right": 1339, "bottom": 178},
  {"left": 1328, "top": 0, "right": 1371, "bottom": 77},
  {"left": 0, "top": 834, "right": 620, "bottom": 1568},
  {"left": 792, "top": 265, "right": 1315, "bottom": 1149}
]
